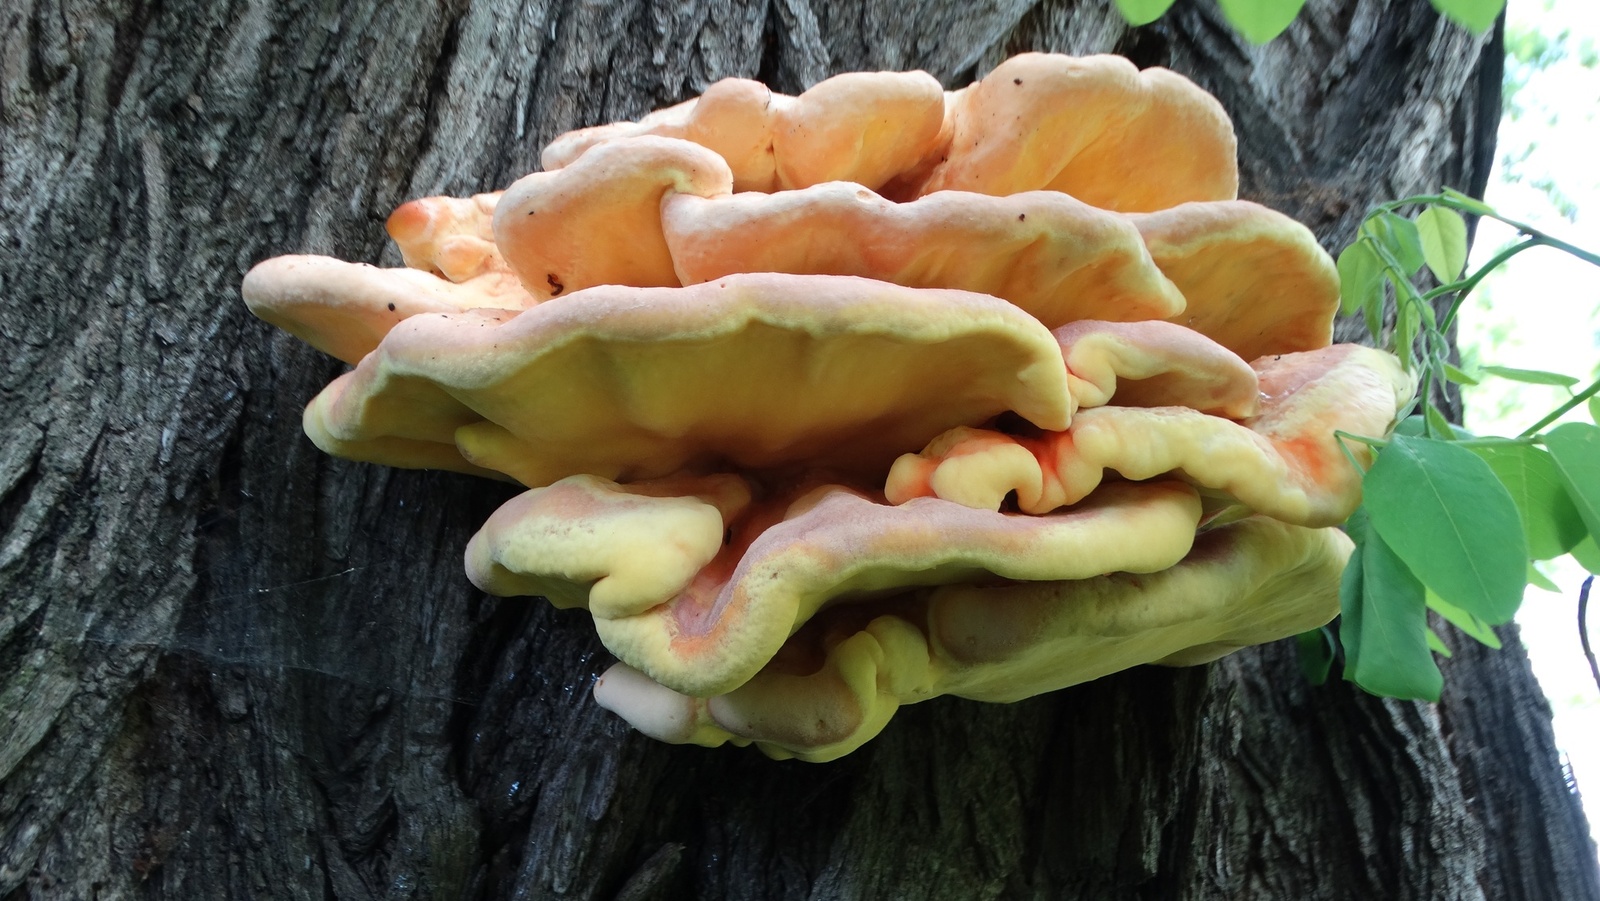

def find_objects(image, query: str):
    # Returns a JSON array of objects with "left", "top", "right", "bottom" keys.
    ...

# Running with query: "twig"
[
  {"left": 1581, "top": 576, "right": 1599, "bottom": 696},
  {"left": 1519, "top": 376, "right": 1600, "bottom": 438}
]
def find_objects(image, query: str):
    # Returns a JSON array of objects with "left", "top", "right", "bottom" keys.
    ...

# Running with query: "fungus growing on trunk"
[
  {"left": 595, "top": 516, "right": 1352, "bottom": 762},
  {"left": 242, "top": 53, "right": 1411, "bottom": 761}
]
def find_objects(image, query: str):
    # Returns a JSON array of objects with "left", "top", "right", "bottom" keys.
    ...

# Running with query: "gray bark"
[{"left": 2, "top": 0, "right": 1595, "bottom": 898}]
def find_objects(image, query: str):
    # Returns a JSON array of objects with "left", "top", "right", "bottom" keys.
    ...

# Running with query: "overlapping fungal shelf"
[{"left": 243, "top": 53, "right": 1414, "bottom": 762}]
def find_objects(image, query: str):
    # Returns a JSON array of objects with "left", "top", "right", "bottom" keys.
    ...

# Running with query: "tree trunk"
[{"left": 2, "top": 0, "right": 1595, "bottom": 898}]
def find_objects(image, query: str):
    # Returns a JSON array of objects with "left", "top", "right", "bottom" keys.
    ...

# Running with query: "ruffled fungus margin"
[{"left": 243, "top": 53, "right": 1410, "bottom": 762}]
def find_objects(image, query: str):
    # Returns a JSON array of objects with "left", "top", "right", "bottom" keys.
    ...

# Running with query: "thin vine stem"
[
  {"left": 1439, "top": 236, "right": 1545, "bottom": 332},
  {"left": 1482, "top": 214, "right": 1600, "bottom": 268},
  {"left": 1358, "top": 193, "right": 1598, "bottom": 444},
  {"left": 1445, "top": 435, "right": 1539, "bottom": 449},
  {"left": 1519, "top": 376, "right": 1600, "bottom": 438},
  {"left": 1581, "top": 577, "right": 1599, "bottom": 696},
  {"left": 1332, "top": 430, "right": 1386, "bottom": 482},
  {"left": 1414, "top": 363, "right": 1437, "bottom": 438},
  {"left": 1337, "top": 190, "right": 1600, "bottom": 700},
  {"left": 1375, "top": 191, "right": 1600, "bottom": 267}
]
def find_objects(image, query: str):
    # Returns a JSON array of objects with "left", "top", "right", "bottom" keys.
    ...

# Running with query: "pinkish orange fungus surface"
[{"left": 242, "top": 53, "right": 1412, "bottom": 762}]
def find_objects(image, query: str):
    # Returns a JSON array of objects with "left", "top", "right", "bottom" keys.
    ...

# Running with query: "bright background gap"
[{"left": 1457, "top": 0, "right": 1600, "bottom": 847}]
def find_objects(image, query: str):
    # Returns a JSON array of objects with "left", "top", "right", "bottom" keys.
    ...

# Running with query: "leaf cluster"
[
  {"left": 1112, "top": 0, "right": 1504, "bottom": 43},
  {"left": 1302, "top": 193, "right": 1600, "bottom": 700}
]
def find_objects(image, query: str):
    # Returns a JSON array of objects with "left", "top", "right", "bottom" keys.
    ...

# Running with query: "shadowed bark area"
[{"left": 2, "top": 0, "right": 1596, "bottom": 898}]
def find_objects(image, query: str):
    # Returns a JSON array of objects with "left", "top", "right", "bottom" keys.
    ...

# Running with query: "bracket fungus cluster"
[{"left": 244, "top": 53, "right": 1413, "bottom": 762}]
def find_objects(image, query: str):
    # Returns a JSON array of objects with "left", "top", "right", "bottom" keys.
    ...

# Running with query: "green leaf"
[
  {"left": 1392, "top": 415, "right": 1426, "bottom": 438},
  {"left": 1395, "top": 300, "right": 1425, "bottom": 363},
  {"left": 1479, "top": 365, "right": 1581, "bottom": 388},
  {"left": 1112, "top": 0, "right": 1178, "bottom": 25},
  {"left": 1364, "top": 435, "right": 1527, "bottom": 624},
  {"left": 1572, "top": 536, "right": 1600, "bottom": 576},
  {"left": 1589, "top": 394, "right": 1600, "bottom": 426},
  {"left": 1426, "top": 628, "right": 1453, "bottom": 657},
  {"left": 1417, "top": 296, "right": 1437, "bottom": 328},
  {"left": 1363, "top": 286, "right": 1384, "bottom": 342},
  {"left": 1545, "top": 422, "right": 1600, "bottom": 539},
  {"left": 1429, "top": 0, "right": 1506, "bottom": 34},
  {"left": 1423, "top": 405, "right": 1456, "bottom": 441},
  {"left": 1344, "top": 502, "right": 1370, "bottom": 541},
  {"left": 1394, "top": 300, "right": 1416, "bottom": 357},
  {"left": 1215, "top": 0, "right": 1307, "bottom": 43},
  {"left": 1470, "top": 443, "right": 1587, "bottom": 560},
  {"left": 1527, "top": 562, "right": 1559, "bottom": 592},
  {"left": 1296, "top": 628, "right": 1335, "bottom": 685},
  {"left": 1342, "top": 525, "right": 1442, "bottom": 701},
  {"left": 1338, "top": 543, "right": 1366, "bottom": 672},
  {"left": 1337, "top": 241, "right": 1385, "bottom": 317},
  {"left": 1442, "top": 187, "right": 1495, "bottom": 216},
  {"left": 1416, "top": 206, "right": 1470, "bottom": 283},
  {"left": 1427, "top": 589, "right": 1503, "bottom": 648},
  {"left": 1374, "top": 212, "right": 1427, "bottom": 276},
  {"left": 1443, "top": 362, "right": 1480, "bottom": 386}
]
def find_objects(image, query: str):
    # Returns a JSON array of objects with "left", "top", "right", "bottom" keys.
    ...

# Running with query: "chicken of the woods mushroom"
[{"left": 242, "top": 53, "right": 1412, "bottom": 762}]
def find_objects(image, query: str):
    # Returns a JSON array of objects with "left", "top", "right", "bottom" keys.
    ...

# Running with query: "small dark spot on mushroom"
[
  {"left": 1013, "top": 78, "right": 1023, "bottom": 85},
  {"left": 387, "top": 303, "right": 396, "bottom": 311},
  {"left": 1017, "top": 213, "right": 1026, "bottom": 222},
  {"left": 527, "top": 209, "right": 537, "bottom": 216},
  {"left": 547, "top": 273, "right": 565, "bottom": 296}
]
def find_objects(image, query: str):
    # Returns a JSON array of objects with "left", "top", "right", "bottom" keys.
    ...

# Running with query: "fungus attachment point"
[{"left": 242, "top": 51, "right": 1405, "bottom": 761}]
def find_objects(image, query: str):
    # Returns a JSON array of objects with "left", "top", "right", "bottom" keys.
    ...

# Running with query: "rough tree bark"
[{"left": 1, "top": 0, "right": 1596, "bottom": 898}]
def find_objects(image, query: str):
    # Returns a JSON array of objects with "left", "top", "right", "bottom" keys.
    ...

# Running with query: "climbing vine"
[
  {"left": 1112, "top": 0, "right": 1600, "bottom": 703},
  {"left": 1303, "top": 192, "right": 1600, "bottom": 699}
]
